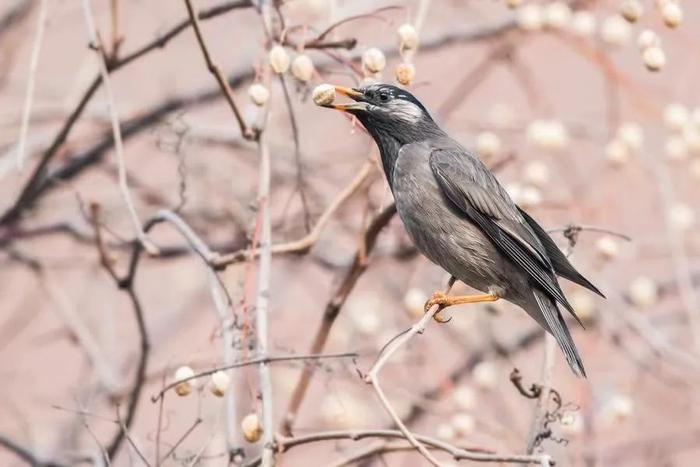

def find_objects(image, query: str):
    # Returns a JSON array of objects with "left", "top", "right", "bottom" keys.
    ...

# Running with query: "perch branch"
[{"left": 361, "top": 280, "right": 456, "bottom": 466}]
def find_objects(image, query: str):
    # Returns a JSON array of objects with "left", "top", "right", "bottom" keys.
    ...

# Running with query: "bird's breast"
[{"left": 393, "top": 156, "right": 499, "bottom": 290}]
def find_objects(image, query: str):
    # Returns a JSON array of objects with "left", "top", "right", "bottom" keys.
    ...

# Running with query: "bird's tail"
[{"left": 533, "top": 289, "right": 587, "bottom": 377}]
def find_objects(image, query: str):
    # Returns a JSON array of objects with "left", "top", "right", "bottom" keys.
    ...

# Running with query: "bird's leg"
[{"left": 424, "top": 291, "right": 499, "bottom": 323}]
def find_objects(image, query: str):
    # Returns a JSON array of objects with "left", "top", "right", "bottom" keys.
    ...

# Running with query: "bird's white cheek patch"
[{"left": 388, "top": 100, "right": 423, "bottom": 123}]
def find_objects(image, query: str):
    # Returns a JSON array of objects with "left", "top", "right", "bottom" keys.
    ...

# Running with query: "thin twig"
[
  {"left": 526, "top": 335, "right": 556, "bottom": 453},
  {"left": 158, "top": 418, "right": 203, "bottom": 464},
  {"left": 89, "top": 205, "right": 151, "bottom": 461},
  {"left": 76, "top": 398, "right": 112, "bottom": 466},
  {"left": 81, "top": 0, "right": 158, "bottom": 255},
  {"left": 546, "top": 225, "right": 631, "bottom": 242},
  {"left": 243, "top": 429, "right": 549, "bottom": 466},
  {"left": 182, "top": 0, "right": 255, "bottom": 140},
  {"left": 15, "top": 0, "right": 48, "bottom": 170},
  {"left": 278, "top": 74, "right": 311, "bottom": 232},
  {"left": 313, "top": 6, "right": 401, "bottom": 41},
  {"left": 109, "top": 0, "right": 122, "bottom": 57},
  {"left": 254, "top": 122, "right": 275, "bottom": 466},
  {"left": 106, "top": 284, "right": 150, "bottom": 462},
  {"left": 214, "top": 161, "right": 374, "bottom": 268},
  {"left": 155, "top": 373, "right": 166, "bottom": 466},
  {"left": 185, "top": 429, "right": 219, "bottom": 467},
  {"left": 115, "top": 406, "right": 152, "bottom": 467},
  {"left": 152, "top": 352, "right": 358, "bottom": 402},
  {"left": 206, "top": 268, "right": 239, "bottom": 453}
]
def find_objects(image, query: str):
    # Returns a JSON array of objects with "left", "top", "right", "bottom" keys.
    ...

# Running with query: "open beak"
[{"left": 325, "top": 85, "right": 369, "bottom": 112}]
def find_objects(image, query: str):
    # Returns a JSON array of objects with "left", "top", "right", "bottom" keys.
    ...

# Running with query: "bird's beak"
[{"left": 324, "top": 85, "right": 369, "bottom": 113}]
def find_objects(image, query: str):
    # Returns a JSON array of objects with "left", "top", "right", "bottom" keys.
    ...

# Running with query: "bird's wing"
[
  {"left": 517, "top": 207, "right": 605, "bottom": 298},
  {"left": 428, "top": 146, "right": 579, "bottom": 319}
]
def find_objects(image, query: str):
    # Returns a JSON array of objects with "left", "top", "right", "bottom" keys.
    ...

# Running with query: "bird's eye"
[{"left": 379, "top": 92, "right": 389, "bottom": 102}]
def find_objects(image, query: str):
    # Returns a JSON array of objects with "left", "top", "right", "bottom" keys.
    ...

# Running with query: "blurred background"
[{"left": 1, "top": 0, "right": 700, "bottom": 465}]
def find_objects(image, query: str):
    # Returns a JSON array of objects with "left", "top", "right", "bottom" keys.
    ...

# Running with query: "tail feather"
[{"left": 533, "top": 289, "right": 587, "bottom": 377}]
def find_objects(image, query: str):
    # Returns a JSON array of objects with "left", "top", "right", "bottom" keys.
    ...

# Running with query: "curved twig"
[{"left": 243, "top": 429, "right": 550, "bottom": 466}]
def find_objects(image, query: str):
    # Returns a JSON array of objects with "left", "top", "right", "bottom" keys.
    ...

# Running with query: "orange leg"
[{"left": 424, "top": 291, "right": 499, "bottom": 323}]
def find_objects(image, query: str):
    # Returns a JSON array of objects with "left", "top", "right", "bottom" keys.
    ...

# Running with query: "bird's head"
[{"left": 321, "top": 84, "right": 443, "bottom": 146}]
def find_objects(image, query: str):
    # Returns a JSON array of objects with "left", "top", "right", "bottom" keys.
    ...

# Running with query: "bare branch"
[
  {"left": 243, "top": 429, "right": 550, "bottom": 466},
  {"left": 152, "top": 352, "right": 358, "bottom": 402},
  {"left": 80, "top": 0, "right": 158, "bottom": 255},
  {"left": 361, "top": 280, "right": 456, "bottom": 466},
  {"left": 253, "top": 121, "right": 275, "bottom": 466},
  {"left": 526, "top": 335, "right": 556, "bottom": 453},
  {"left": 280, "top": 203, "right": 397, "bottom": 435},
  {"left": 15, "top": 0, "right": 48, "bottom": 171},
  {"left": 182, "top": 0, "right": 255, "bottom": 140},
  {"left": 89, "top": 205, "right": 151, "bottom": 461},
  {"left": 0, "top": 435, "right": 67, "bottom": 467},
  {"left": 213, "top": 161, "right": 374, "bottom": 268}
]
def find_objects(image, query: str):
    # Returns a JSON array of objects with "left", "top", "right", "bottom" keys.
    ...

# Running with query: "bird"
[{"left": 318, "top": 83, "right": 604, "bottom": 377}]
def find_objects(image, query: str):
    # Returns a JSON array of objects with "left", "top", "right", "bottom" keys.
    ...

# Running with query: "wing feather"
[{"left": 517, "top": 207, "right": 605, "bottom": 298}]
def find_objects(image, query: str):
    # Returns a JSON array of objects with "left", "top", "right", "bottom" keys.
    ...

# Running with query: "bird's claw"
[
  {"left": 424, "top": 291, "right": 452, "bottom": 323},
  {"left": 433, "top": 311, "right": 452, "bottom": 323},
  {"left": 424, "top": 291, "right": 447, "bottom": 313}
]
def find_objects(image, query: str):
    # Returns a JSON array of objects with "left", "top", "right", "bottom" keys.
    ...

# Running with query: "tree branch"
[
  {"left": 280, "top": 202, "right": 397, "bottom": 435},
  {"left": 243, "top": 429, "right": 550, "bottom": 466},
  {"left": 213, "top": 161, "right": 374, "bottom": 268},
  {"left": 182, "top": 0, "right": 255, "bottom": 140}
]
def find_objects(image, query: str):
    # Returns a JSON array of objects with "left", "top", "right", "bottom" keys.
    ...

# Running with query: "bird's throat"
[{"left": 371, "top": 130, "right": 403, "bottom": 189}]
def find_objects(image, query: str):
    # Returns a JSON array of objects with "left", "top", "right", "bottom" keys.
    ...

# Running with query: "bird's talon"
[
  {"left": 424, "top": 291, "right": 447, "bottom": 313},
  {"left": 433, "top": 311, "right": 452, "bottom": 323}
]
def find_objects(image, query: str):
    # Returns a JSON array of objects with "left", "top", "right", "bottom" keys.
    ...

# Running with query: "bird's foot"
[
  {"left": 424, "top": 291, "right": 452, "bottom": 323},
  {"left": 424, "top": 291, "right": 499, "bottom": 323},
  {"left": 424, "top": 291, "right": 448, "bottom": 313}
]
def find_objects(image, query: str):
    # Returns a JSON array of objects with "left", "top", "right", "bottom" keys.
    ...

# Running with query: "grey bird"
[{"left": 320, "top": 83, "right": 604, "bottom": 377}]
